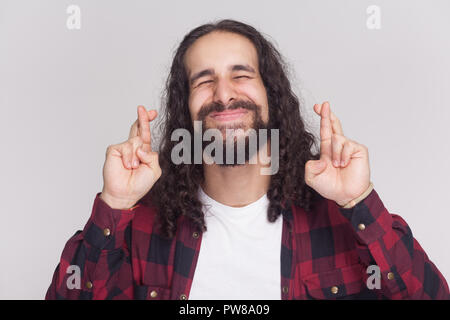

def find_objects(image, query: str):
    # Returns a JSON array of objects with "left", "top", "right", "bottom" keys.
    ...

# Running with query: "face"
[{"left": 184, "top": 31, "right": 269, "bottom": 135}]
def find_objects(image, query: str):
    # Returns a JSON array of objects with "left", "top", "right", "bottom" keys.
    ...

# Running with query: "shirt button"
[
  {"left": 180, "top": 294, "right": 187, "bottom": 300},
  {"left": 357, "top": 223, "right": 366, "bottom": 231},
  {"left": 282, "top": 286, "right": 289, "bottom": 294},
  {"left": 192, "top": 232, "right": 199, "bottom": 239},
  {"left": 387, "top": 272, "right": 395, "bottom": 280},
  {"left": 103, "top": 228, "right": 111, "bottom": 236},
  {"left": 331, "top": 286, "right": 339, "bottom": 294},
  {"left": 150, "top": 290, "right": 158, "bottom": 298},
  {"left": 86, "top": 281, "right": 93, "bottom": 289}
]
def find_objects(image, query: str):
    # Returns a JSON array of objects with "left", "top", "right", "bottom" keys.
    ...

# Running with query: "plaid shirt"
[{"left": 46, "top": 188, "right": 449, "bottom": 300}]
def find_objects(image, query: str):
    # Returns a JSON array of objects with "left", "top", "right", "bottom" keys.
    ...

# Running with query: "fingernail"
[
  {"left": 133, "top": 160, "right": 139, "bottom": 167},
  {"left": 333, "top": 160, "right": 339, "bottom": 167},
  {"left": 127, "top": 162, "right": 131, "bottom": 169},
  {"left": 341, "top": 161, "right": 345, "bottom": 167}
]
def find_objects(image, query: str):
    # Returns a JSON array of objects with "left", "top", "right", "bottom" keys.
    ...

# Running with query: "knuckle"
[
  {"left": 130, "top": 136, "right": 143, "bottom": 147},
  {"left": 128, "top": 136, "right": 137, "bottom": 144},
  {"left": 121, "top": 144, "right": 132, "bottom": 155},
  {"left": 342, "top": 145, "right": 351, "bottom": 154},
  {"left": 120, "top": 140, "right": 131, "bottom": 148},
  {"left": 332, "top": 133, "right": 344, "bottom": 143},
  {"left": 130, "top": 135, "right": 140, "bottom": 142},
  {"left": 126, "top": 140, "right": 136, "bottom": 149},
  {"left": 333, "top": 143, "right": 343, "bottom": 153},
  {"left": 106, "top": 144, "right": 119, "bottom": 157}
]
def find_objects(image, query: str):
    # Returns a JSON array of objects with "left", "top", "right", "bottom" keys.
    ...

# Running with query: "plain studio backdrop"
[{"left": 1, "top": 0, "right": 449, "bottom": 299}]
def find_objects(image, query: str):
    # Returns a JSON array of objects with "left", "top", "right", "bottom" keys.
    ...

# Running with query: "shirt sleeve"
[
  {"left": 338, "top": 188, "right": 450, "bottom": 299},
  {"left": 45, "top": 192, "right": 138, "bottom": 300}
]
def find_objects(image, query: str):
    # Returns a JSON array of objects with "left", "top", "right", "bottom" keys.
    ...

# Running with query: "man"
[{"left": 46, "top": 19, "right": 449, "bottom": 300}]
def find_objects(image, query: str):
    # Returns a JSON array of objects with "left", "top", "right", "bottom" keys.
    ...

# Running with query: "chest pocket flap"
[{"left": 303, "top": 264, "right": 378, "bottom": 299}]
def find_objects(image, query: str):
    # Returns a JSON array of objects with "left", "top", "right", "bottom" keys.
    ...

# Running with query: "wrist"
[
  {"left": 337, "top": 182, "right": 374, "bottom": 209},
  {"left": 100, "top": 192, "right": 137, "bottom": 210}
]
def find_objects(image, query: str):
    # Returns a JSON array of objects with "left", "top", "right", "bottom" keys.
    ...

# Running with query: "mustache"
[{"left": 197, "top": 100, "right": 260, "bottom": 121}]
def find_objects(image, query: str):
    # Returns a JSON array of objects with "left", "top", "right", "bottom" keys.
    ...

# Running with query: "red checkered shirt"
[{"left": 46, "top": 188, "right": 450, "bottom": 300}]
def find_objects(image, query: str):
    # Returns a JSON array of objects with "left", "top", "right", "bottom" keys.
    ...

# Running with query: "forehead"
[{"left": 184, "top": 31, "right": 259, "bottom": 76}]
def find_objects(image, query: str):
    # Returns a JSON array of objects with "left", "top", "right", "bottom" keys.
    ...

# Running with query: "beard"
[{"left": 197, "top": 100, "right": 269, "bottom": 167}]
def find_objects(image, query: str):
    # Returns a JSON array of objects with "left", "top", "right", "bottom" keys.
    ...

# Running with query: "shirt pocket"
[
  {"left": 134, "top": 284, "right": 171, "bottom": 300},
  {"left": 302, "top": 264, "right": 377, "bottom": 300}
]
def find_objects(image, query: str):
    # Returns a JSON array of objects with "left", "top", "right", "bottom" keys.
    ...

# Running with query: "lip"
[{"left": 210, "top": 108, "right": 248, "bottom": 121}]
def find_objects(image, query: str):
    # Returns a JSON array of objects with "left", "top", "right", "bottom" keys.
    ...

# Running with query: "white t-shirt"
[{"left": 189, "top": 187, "right": 283, "bottom": 300}]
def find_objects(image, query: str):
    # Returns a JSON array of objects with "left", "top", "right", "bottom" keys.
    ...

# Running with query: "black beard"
[{"left": 198, "top": 100, "right": 269, "bottom": 166}]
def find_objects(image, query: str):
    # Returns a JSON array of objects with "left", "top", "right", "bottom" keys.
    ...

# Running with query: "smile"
[{"left": 209, "top": 108, "right": 248, "bottom": 121}]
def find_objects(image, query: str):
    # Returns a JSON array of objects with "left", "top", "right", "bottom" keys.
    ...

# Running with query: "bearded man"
[{"left": 46, "top": 19, "right": 449, "bottom": 300}]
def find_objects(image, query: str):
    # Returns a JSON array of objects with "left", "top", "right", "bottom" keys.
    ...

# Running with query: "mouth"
[{"left": 209, "top": 108, "right": 248, "bottom": 122}]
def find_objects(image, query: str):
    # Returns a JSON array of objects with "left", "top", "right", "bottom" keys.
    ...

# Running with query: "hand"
[
  {"left": 100, "top": 106, "right": 161, "bottom": 209},
  {"left": 305, "top": 102, "right": 370, "bottom": 206}
]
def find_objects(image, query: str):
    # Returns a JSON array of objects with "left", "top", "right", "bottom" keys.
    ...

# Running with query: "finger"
[
  {"left": 118, "top": 138, "right": 144, "bottom": 169},
  {"left": 304, "top": 159, "right": 327, "bottom": 186},
  {"left": 129, "top": 109, "right": 157, "bottom": 140},
  {"left": 138, "top": 106, "right": 158, "bottom": 153},
  {"left": 119, "top": 142, "right": 134, "bottom": 169},
  {"left": 128, "top": 137, "right": 144, "bottom": 169},
  {"left": 313, "top": 102, "right": 323, "bottom": 116},
  {"left": 137, "top": 105, "right": 151, "bottom": 144},
  {"left": 137, "top": 147, "right": 162, "bottom": 177},
  {"left": 148, "top": 109, "right": 157, "bottom": 121},
  {"left": 320, "top": 102, "right": 332, "bottom": 141},
  {"left": 314, "top": 102, "right": 344, "bottom": 135},
  {"left": 319, "top": 102, "right": 333, "bottom": 159},
  {"left": 341, "top": 140, "right": 358, "bottom": 167},
  {"left": 331, "top": 134, "right": 346, "bottom": 167},
  {"left": 137, "top": 147, "right": 158, "bottom": 165},
  {"left": 128, "top": 119, "right": 139, "bottom": 140}
]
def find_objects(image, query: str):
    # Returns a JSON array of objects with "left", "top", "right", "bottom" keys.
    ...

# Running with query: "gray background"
[{"left": 1, "top": 0, "right": 449, "bottom": 299}]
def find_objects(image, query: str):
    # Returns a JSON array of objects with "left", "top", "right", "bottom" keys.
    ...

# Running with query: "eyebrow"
[
  {"left": 189, "top": 64, "right": 256, "bottom": 85},
  {"left": 231, "top": 64, "right": 255, "bottom": 73}
]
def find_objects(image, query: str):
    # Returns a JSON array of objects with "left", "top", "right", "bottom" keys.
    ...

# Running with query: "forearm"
[
  {"left": 46, "top": 192, "right": 138, "bottom": 300},
  {"left": 339, "top": 189, "right": 450, "bottom": 299}
]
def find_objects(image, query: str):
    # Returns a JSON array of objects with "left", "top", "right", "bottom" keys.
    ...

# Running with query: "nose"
[{"left": 213, "top": 78, "right": 237, "bottom": 107}]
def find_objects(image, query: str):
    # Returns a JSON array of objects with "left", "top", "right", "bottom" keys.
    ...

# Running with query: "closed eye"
[
  {"left": 234, "top": 76, "right": 251, "bottom": 79},
  {"left": 197, "top": 80, "right": 213, "bottom": 87}
]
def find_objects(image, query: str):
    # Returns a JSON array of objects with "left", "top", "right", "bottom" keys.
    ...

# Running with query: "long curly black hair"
[{"left": 145, "top": 19, "right": 320, "bottom": 239}]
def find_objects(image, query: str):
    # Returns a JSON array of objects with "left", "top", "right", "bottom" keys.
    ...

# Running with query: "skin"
[
  {"left": 100, "top": 31, "right": 370, "bottom": 210},
  {"left": 184, "top": 31, "right": 269, "bottom": 125},
  {"left": 184, "top": 31, "right": 271, "bottom": 207}
]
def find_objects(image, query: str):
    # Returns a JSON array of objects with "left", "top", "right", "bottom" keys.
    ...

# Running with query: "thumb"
[
  {"left": 305, "top": 159, "right": 327, "bottom": 185},
  {"left": 137, "top": 146, "right": 159, "bottom": 167}
]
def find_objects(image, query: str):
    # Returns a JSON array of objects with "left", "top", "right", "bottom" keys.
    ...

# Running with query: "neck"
[{"left": 201, "top": 145, "right": 271, "bottom": 207}]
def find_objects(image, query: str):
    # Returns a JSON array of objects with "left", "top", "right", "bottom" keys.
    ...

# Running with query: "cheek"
[
  {"left": 240, "top": 82, "right": 269, "bottom": 122},
  {"left": 188, "top": 90, "right": 210, "bottom": 120}
]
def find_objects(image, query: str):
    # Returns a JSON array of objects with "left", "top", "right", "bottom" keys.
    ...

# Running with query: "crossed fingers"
[
  {"left": 124, "top": 105, "right": 157, "bottom": 169},
  {"left": 315, "top": 102, "right": 358, "bottom": 168}
]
